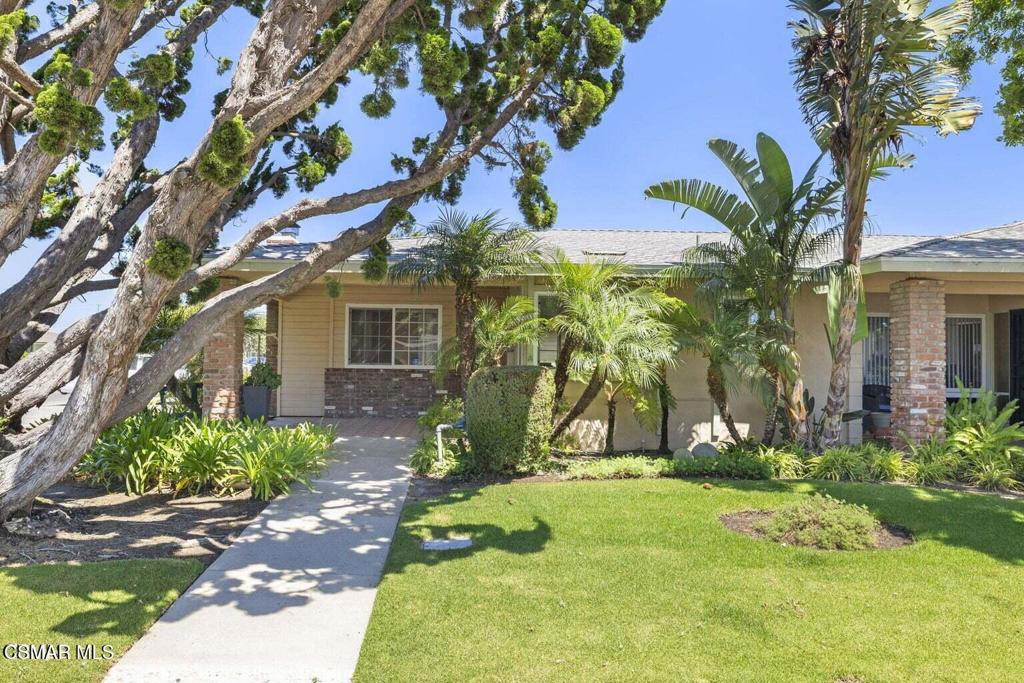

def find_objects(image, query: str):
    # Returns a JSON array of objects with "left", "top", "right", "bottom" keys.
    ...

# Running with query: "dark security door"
[{"left": 1009, "top": 310, "right": 1024, "bottom": 422}]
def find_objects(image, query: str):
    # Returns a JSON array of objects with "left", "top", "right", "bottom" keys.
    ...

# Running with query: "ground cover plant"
[
  {"left": 356, "top": 479, "right": 1024, "bottom": 682},
  {"left": 753, "top": 494, "right": 882, "bottom": 550},
  {"left": 76, "top": 410, "right": 333, "bottom": 500},
  {"left": 0, "top": 559, "right": 202, "bottom": 683}
]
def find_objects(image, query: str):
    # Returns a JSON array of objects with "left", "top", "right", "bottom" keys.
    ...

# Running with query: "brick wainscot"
[{"left": 324, "top": 368, "right": 451, "bottom": 418}]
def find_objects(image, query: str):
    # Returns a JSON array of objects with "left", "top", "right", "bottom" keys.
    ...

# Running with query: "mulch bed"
[
  {"left": 720, "top": 509, "right": 914, "bottom": 551},
  {"left": 0, "top": 478, "right": 267, "bottom": 567}
]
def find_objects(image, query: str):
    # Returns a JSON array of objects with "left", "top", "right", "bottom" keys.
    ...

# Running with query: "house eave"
[{"left": 864, "top": 257, "right": 1024, "bottom": 275}]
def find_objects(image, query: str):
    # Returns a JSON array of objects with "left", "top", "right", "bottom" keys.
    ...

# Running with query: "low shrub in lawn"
[
  {"left": 755, "top": 494, "right": 881, "bottom": 551},
  {"left": 465, "top": 366, "right": 554, "bottom": 474},
  {"left": 564, "top": 456, "right": 675, "bottom": 480},
  {"left": 675, "top": 450, "right": 772, "bottom": 480},
  {"left": 78, "top": 410, "right": 333, "bottom": 500}
]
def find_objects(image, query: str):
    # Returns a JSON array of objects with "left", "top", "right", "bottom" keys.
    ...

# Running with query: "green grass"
[
  {"left": 0, "top": 559, "right": 202, "bottom": 683},
  {"left": 356, "top": 479, "right": 1024, "bottom": 682}
]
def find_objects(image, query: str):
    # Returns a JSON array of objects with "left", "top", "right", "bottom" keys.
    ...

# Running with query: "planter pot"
[
  {"left": 242, "top": 385, "right": 272, "bottom": 420},
  {"left": 869, "top": 411, "right": 891, "bottom": 430}
]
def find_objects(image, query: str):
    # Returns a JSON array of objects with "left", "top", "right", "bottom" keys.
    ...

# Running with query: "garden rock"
[
  {"left": 672, "top": 448, "right": 693, "bottom": 462},
  {"left": 691, "top": 442, "right": 719, "bottom": 459}
]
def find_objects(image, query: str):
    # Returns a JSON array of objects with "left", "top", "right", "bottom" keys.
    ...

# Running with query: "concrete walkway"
[{"left": 106, "top": 419, "right": 415, "bottom": 683}]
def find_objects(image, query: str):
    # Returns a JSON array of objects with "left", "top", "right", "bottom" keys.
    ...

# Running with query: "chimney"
[{"left": 265, "top": 224, "right": 300, "bottom": 246}]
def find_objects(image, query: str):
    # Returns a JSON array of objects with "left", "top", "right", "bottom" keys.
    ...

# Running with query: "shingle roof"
[
  {"left": 868, "top": 220, "right": 1024, "bottom": 261},
  {"left": 222, "top": 229, "right": 936, "bottom": 269}
]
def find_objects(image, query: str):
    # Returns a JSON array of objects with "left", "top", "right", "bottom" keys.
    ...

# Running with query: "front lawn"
[
  {"left": 0, "top": 559, "right": 202, "bottom": 683},
  {"left": 357, "top": 479, "right": 1024, "bottom": 682}
]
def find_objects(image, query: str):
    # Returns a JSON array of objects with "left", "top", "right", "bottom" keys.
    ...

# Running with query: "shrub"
[
  {"left": 750, "top": 444, "right": 806, "bottom": 479},
  {"left": 804, "top": 446, "right": 870, "bottom": 482},
  {"left": 245, "top": 362, "right": 282, "bottom": 389},
  {"left": 675, "top": 450, "right": 771, "bottom": 480},
  {"left": 78, "top": 409, "right": 178, "bottom": 494},
  {"left": 904, "top": 434, "right": 959, "bottom": 485},
  {"left": 417, "top": 396, "right": 464, "bottom": 436},
  {"left": 755, "top": 494, "right": 882, "bottom": 551},
  {"left": 162, "top": 418, "right": 238, "bottom": 495},
  {"left": 78, "top": 412, "right": 333, "bottom": 500},
  {"left": 950, "top": 413, "right": 1024, "bottom": 490},
  {"left": 862, "top": 443, "right": 909, "bottom": 482},
  {"left": 410, "top": 397, "right": 467, "bottom": 476},
  {"left": 465, "top": 366, "right": 554, "bottom": 474},
  {"left": 226, "top": 422, "right": 333, "bottom": 499},
  {"left": 564, "top": 456, "right": 674, "bottom": 480}
]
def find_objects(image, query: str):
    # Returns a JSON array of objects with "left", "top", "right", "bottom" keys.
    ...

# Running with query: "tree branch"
[{"left": 17, "top": 3, "right": 102, "bottom": 62}]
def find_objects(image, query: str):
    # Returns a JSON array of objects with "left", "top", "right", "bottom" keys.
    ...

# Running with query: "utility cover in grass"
[{"left": 422, "top": 537, "right": 473, "bottom": 551}]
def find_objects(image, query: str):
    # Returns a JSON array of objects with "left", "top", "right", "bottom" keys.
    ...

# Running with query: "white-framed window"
[
  {"left": 346, "top": 305, "right": 441, "bottom": 369},
  {"left": 860, "top": 313, "right": 985, "bottom": 394},
  {"left": 534, "top": 292, "right": 561, "bottom": 366}
]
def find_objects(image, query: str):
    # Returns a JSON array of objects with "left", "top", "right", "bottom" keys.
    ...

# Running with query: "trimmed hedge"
[{"left": 465, "top": 366, "right": 554, "bottom": 473}]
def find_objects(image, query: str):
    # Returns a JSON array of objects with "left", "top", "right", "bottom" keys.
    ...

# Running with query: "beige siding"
[{"left": 280, "top": 285, "right": 331, "bottom": 416}]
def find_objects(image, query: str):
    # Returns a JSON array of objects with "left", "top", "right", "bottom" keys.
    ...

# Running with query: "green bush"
[
  {"left": 78, "top": 411, "right": 333, "bottom": 500},
  {"left": 750, "top": 444, "right": 806, "bottom": 479},
  {"left": 942, "top": 383, "right": 1024, "bottom": 490},
  {"left": 163, "top": 418, "right": 237, "bottom": 495},
  {"left": 465, "top": 366, "right": 554, "bottom": 474},
  {"left": 78, "top": 410, "right": 178, "bottom": 494},
  {"left": 804, "top": 446, "right": 871, "bottom": 481},
  {"left": 755, "top": 494, "right": 882, "bottom": 551},
  {"left": 899, "top": 434, "right": 958, "bottom": 485},
  {"left": 410, "top": 397, "right": 467, "bottom": 476},
  {"left": 226, "top": 422, "right": 333, "bottom": 499},
  {"left": 565, "top": 456, "right": 675, "bottom": 480},
  {"left": 675, "top": 450, "right": 771, "bottom": 480},
  {"left": 245, "top": 362, "right": 281, "bottom": 389}
]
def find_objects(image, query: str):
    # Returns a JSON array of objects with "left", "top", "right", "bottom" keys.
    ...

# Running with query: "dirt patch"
[
  {"left": 0, "top": 478, "right": 267, "bottom": 567},
  {"left": 720, "top": 510, "right": 914, "bottom": 550}
]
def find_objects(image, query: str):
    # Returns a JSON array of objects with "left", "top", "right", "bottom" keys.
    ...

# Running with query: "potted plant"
[{"left": 242, "top": 362, "right": 282, "bottom": 419}]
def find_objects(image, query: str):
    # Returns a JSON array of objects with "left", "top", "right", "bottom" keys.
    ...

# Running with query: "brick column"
[
  {"left": 889, "top": 278, "right": 946, "bottom": 443},
  {"left": 202, "top": 278, "right": 243, "bottom": 419},
  {"left": 265, "top": 299, "right": 279, "bottom": 418}
]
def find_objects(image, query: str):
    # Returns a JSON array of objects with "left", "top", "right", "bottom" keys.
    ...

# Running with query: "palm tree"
[
  {"left": 646, "top": 133, "right": 842, "bottom": 445},
  {"left": 668, "top": 301, "right": 764, "bottom": 445},
  {"left": 551, "top": 289, "right": 676, "bottom": 450},
  {"left": 540, "top": 251, "right": 634, "bottom": 413},
  {"left": 432, "top": 296, "right": 543, "bottom": 383},
  {"left": 791, "top": 0, "right": 980, "bottom": 445},
  {"left": 390, "top": 210, "right": 537, "bottom": 396}
]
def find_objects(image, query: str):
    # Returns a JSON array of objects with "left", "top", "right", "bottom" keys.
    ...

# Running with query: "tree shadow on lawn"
[
  {"left": 1, "top": 559, "right": 200, "bottom": 638},
  {"left": 382, "top": 488, "right": 553, "bottom": 575},
  {"left": 708, "top": 478, "right": 1024, "bottom": 564}
]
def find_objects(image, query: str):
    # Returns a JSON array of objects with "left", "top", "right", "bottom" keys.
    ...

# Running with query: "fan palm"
[
  {"left": 552, "top": 289, "right": 676, "bottom": 451},
  {"left": 390, "top": 210, "right": 537, "bottom": 395},
  {"left": 646, "top": 133, "right": 842, "bottom": 446},
  {"left": 791, "top": 0, "right": 981, "bottom": 444}
]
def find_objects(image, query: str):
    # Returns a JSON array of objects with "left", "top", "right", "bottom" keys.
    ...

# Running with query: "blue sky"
[{"left": 4, "top": 1, "right": 1021, "bottom": 327}]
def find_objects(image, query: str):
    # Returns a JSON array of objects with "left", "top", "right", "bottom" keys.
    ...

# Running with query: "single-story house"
[{"left": 202, "top": 221, "right": 1024, "bottom": 450}]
